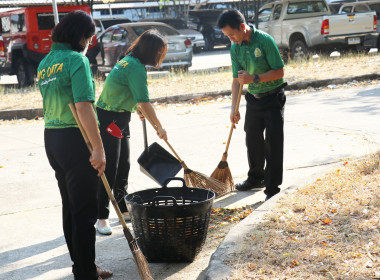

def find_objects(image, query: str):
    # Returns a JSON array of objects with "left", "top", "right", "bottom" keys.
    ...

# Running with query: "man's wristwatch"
[{"left": 253, "top": 74, "right": 260, "bottom": 84}]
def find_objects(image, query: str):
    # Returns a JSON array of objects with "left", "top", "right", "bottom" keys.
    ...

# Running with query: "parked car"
[
  {"left": 0, "top": 5, "right": 97, "bottom": 87},
  {"left": 335, "top": 1, "right": 380, "bottom": 48},
  {"left": 365, "top": 0, "right": 380, "bottom": 47},
  {"left": 140, "top": 18, "right": 205, "bottom": 53},
  {"left": 95, "top": 22, "right": 192, "bottom": 73},
  {"left": 0, "top": 35, "right": 5, "bottom": 68},
  {"left": 188, "top": 9, "right": 231, "bottom": 51},
  {"left": 255, "top": 0, "right": 378, "bottom": 60},
  {"left": 94, "top": 17, "right": 131, "bottom": 37}
]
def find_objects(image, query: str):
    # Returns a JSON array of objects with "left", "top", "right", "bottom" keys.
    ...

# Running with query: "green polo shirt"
[
  {"left": 37, "top": 43, "right": 96, "bottom": 129},
  {"left": 96, "top": 55, "right": 150, "bottom": 113},
  {"left": 231, "top": 26, "right": 284, "bottom": 94}
]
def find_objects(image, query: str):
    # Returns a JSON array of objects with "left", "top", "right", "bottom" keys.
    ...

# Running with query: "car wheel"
[
  {"left": 182, "top": 65, "right": 189, "bottom": 72},
  {"left": 281, "top": 50, "right": 289, "bottom": 64},
  {"left": 204, "top": 35, "right": 214, "bottom": 51},
  {"left": 193, "top": 46, "right": 201, "bottom": 54},
  {"left": 355, "top": 45, "right": 371, "bottom": 54},
  {"left": 172, "top": 65, "right": 189, "bottom": 73},
  {"left": 290, "top": 40, "right": 309, "bottom": 60},
  {"left": 16, "top": 58, "right": 35, "bottom": 87}
]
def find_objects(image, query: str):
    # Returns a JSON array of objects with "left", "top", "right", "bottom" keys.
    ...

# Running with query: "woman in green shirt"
[
  {"left": 38, "top": 11, "right": 112, "bottom": 280},
  {"left": 95, "top": 29, "right": 168, "bottom": 235}
]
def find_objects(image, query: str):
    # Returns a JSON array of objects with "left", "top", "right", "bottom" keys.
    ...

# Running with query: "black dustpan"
[{"left": 137, "top": 119, "right": 182, "bottom": 186}]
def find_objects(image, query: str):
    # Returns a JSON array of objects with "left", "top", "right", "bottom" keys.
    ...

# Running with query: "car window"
[
  {"left": 213, "top": 3, "right": 235, "bottom": 9},
  {"left": 287, "top": 1, "right": 328, "bottom": 14},
  {"left": 1, "top": 17, "right": 10, "bottom": 33},
  {"left": 258, "top": 8, "right": 272, "bottom": 22},
  {"left": 101, "top": 29, "right": 113, "bottom": 43},
  {"left": 10, "top": 14, "right": 26, "bottom": 32},
  {"left": 102, "top": 19, "right": 131, "bottom": 29},
  {"left": 354, "top": 4, "right": 370, "bottom": 13},
  {"left": 37, "top": 12, "right": 68, "bottom": 30},
  {"left": 329, "top": 4, "right": 342, "bottom": 14},
  {"left": 163, "top": 19, "right": 187, "bottom": 29},
  {"left": 341, "top": 6, "right": 352, "bottom": 14},
  {"left": 111, "top": 28, "right": 127, "bottom": 41},
  {"left": 273, "top": 5, "right": 283, "bottom": 20},
  {"left": 132, "top": 25, "right": 179, "bottom": 36},
  {"left": 95, "top": 19, "right": 102, "bottom": 30},
  {"left": 368, "top": 4, "right": 380, "bottom": 17}
]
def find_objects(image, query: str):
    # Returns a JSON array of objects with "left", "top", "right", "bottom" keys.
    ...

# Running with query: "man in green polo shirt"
[{"left": 217, "top": 9, "right": 287, "bottom": 201}]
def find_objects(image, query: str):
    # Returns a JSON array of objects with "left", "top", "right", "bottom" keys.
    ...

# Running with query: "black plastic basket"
[{"left": 124, "top": 177, "right": 215, "bottom": 262}]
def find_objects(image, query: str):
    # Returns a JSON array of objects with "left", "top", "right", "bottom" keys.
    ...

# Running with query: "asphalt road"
[
  {"left": 190, "top": 48, "right": 230, "bottom": 70},
  {"left": 0, "top": 49, "right": 232, "bottom": 85},
  {"left": 0, "top": 83, "right": 379, "bottom": 280}
]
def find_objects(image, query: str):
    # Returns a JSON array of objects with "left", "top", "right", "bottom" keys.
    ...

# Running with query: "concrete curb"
[
  {"left": 0, "top": 73, "right": 379, "bottom": 121},
  {"left": 204, "top": 192, "right": 284, "bottom": 280},
  {"left": 0, "top": 108, "right": 43, "bottom": 120},
  {"left": 285, "top": 73, "right": 380, "bottom": 91}
]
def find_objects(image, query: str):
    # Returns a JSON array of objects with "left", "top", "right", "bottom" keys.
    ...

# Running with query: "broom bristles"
[
  {"left": 210, "top": 160, "right": 235, "bottom": 193},
  {"left": 184, "top": 168, "right": 227, "bottom": 195},
  {"left": 129, "top": 239, "right": 154, "bottom": 280}
]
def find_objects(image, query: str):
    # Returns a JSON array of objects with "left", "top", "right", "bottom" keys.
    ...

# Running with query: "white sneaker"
[{"left": 96, "top": 220, "right": 112, "bottom": 235}]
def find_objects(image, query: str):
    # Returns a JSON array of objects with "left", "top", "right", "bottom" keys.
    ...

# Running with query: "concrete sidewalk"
[{"left": 0, "top": 83, "right": 380, "bottom": 280}]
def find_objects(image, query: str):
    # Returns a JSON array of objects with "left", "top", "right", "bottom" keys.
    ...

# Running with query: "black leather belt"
[{"left": 252, "top": 83, "right": 287, "bottom": 99}]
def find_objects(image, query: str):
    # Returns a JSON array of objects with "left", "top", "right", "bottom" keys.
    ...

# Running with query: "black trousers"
[
  {"left": 244, "top": 89, "right": 286, "bottom": 196},
  {"left": 96, "top": 108, "right": 130, "bottom": 219},
  {"left": 45, "top": 128, "right": 98, "bottom": 280}
]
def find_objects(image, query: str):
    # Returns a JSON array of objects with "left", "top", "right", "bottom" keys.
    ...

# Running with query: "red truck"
[{"left": 0, "top": 5, "right": 97, "bottom": 87}]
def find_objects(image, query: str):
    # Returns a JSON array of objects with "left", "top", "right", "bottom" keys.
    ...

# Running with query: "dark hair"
[
  {"left": 217, "top": 9, "right": 245, "bottom": 30},
  {"left": 52, "top": 11, "right": 95, "bottom": 52},
  {"left": 126, "top": 29, "right": 167, "bottom": 66}
]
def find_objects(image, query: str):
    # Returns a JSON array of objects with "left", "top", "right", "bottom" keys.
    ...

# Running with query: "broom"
[
  {"left": 210, "top": 83, "right": 244, "bottom": 193},
  {"left": 137, "top": 106, "right": 226, "bottom": 195},
  {"left": 69, "top": 104, "right": 153, "bottom": 280}
]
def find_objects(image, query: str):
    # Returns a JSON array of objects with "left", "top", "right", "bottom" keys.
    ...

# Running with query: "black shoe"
[
  {"left": 265, "top": 192, "right": 278, "bottom": 201},
  {"left": 236, "top": 179, "right": 264, "bottom": 191}
]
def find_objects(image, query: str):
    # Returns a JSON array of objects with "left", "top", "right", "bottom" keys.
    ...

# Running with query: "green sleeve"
[
  {"left": 70, "top": 54, "right": 95, "bottom": 103},
  {"left": 231, "top": 45, "right": 241, "bottom": 78},
  {"left": 127, "top": 66, "right": 150, "bottom": 103},
  {"left": 263, "top": 35, "right": 284, "bottom": 70}
]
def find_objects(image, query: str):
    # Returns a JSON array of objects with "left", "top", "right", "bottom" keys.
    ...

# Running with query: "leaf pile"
[
  {"left": 205, "top": 206, "right": 254, "bottom": 248},
  {"left": 228, "top": 152, "right": 380, "bottom": 280}
]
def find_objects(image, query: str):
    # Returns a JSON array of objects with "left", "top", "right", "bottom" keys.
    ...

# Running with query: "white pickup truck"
[
  {"left": 331, "top": 1, "right": 380, "bottom": 48},
  {"left": 256, "top": 0, "right": 378, "bottom": 59}
]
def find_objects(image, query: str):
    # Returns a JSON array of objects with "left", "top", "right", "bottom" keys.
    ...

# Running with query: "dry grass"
[
  {"left": 226, "top": 152, "right": 380, "bottom": 280},
  {"left": 0, "top": 53, "right": 379, "bottom": 111}
]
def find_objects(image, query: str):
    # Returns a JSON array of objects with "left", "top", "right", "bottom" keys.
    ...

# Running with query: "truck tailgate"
[{"left": 324, "top": 11, "right": 376, "bottom": 36}]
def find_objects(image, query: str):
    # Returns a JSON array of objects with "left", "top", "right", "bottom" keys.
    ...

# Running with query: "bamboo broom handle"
[
  {"left": 68, "top": 104, "right": 133, "bottom": 241},
  {"left": 224, "top": 83, "right": 243, "bottom": 154},
  {"left": 137, "top": 106, "right": 185, "bottom": 164}
]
